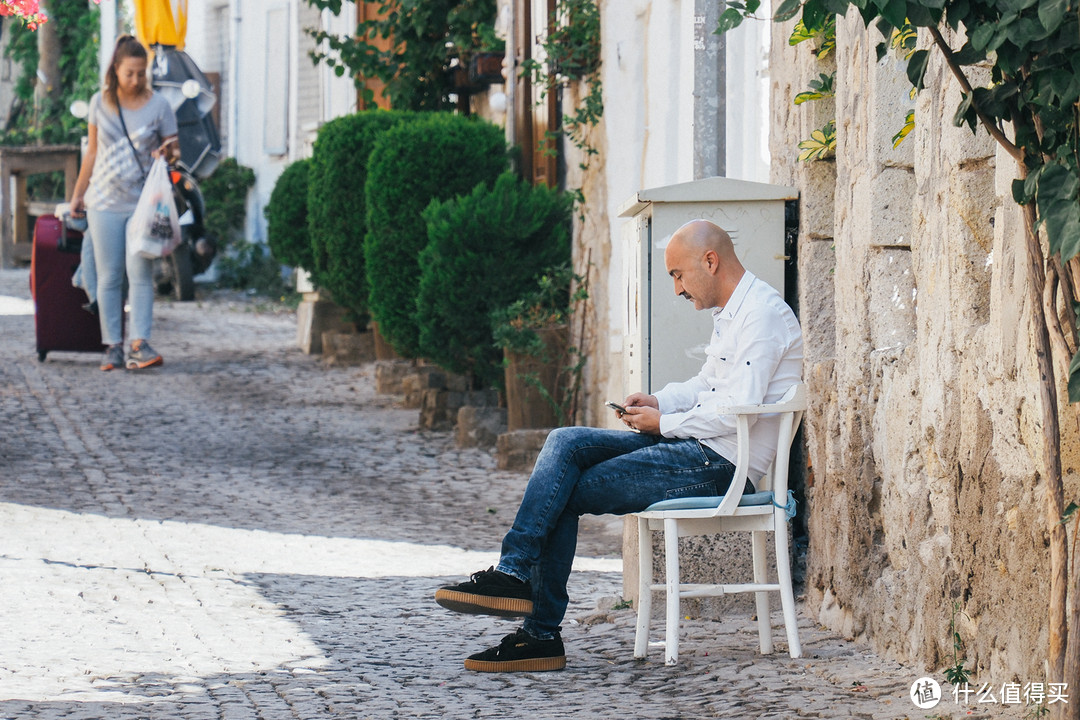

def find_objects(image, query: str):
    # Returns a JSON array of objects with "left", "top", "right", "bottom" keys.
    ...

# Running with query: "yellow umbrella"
[{"left": 133, "top": 0, "right": 188, "bottom": 50}]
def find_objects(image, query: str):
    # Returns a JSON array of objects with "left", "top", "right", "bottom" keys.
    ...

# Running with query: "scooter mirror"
[
  {"left": 70, "top": 100, "right": 89, "bottom": 119},
  {"left": 181, "top": 79, "right": 202, "bottom": 99}
]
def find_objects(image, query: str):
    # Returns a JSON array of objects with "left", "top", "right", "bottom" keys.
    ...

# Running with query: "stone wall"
[{"left": 771, "top": 15, "right": 1080, "bottom": 680}]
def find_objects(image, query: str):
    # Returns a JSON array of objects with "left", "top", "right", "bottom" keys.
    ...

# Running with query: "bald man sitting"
[{"left": 435, "top": 219, "right": 804, "bottom": 673}]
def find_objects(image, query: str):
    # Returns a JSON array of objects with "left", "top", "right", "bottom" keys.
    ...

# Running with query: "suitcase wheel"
[{"left": 37, "top": 350, "right": 47, "bottom": 362}]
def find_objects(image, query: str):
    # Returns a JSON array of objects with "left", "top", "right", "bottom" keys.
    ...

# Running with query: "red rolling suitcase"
[{"left": 30, "top": 214, "right": 105, "bottom": 362}]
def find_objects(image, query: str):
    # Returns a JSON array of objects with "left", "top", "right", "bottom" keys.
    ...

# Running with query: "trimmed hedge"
[
  {"left": 364, "top": 113, "right": 508, "bottom": 357},
  {"left": 418, "top": 172, "right": 572, "bottom": 387},
  {"left": 307, "top": 110, "right": 414, "bottom": 316},
  {"left": 266, "top": 158, "right": 313, "bottom": 270}
]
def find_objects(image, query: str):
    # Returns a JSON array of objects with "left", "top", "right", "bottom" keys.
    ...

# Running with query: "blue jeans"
[
  {"left": 496, "top": 427, "right": 741, "bottom": 639},
  {"left": 87, "top": 208, "right": 155, "bottom": 345}
]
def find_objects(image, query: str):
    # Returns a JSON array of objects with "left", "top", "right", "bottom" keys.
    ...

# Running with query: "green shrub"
[
  {"left": 307, "top": 110, "right": 415, "bottom": 318},
  {"left": 214, "top": 238, "right": 293, "bottom": 299},
  {"left": 365, "top": 113, "right": 508, "bottom": 357},
  {"left": 417, "top": 172, "right": 572, "bottom": 387},
  {"left": 266, "top": 158, "right": 313, "bottom": 270},
  {"left": 202, "top": 157, "right": 256, "bottom": 250}
]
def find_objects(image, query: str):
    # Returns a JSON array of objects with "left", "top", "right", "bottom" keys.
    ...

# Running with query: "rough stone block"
[
  {"left": 401, "top": 367, "right": 447, "bottom": 409},
  {"left": 370, "top": 322, "right": 399, "bottom": 361},
  {"left": 798, "top": 160, "right": 837, "bottom": 240},
  {"left": 869, "top": 55, "right": 916, "bottom": 169},
  {"left": 295, "top": 297, "right": 348, "bottom": 354},
  {"left": 798, "top": 239, "right": 837, "bottom": 362},
  {"left": 419, "top": 388, "right": 500, "bottom": 431},
  {"left": 374, "top": 361, "right": 411, "bottom": 395},
  {"left": 456, "top": 406, "right": 508, "bottom": 448},
  {"left": 869, "top": 168, "right": 915, "bottom": 247},
  {"left": 496, "top": 429, "right": 551, "bottom": 472},
  {"left": 868, "top": 247, "right": 916, "bottom": 352},
  {"left": 321, "top": 330, "right": 375, "bottom": 366}
]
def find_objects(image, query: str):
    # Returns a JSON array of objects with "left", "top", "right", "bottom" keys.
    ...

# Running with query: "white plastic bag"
[{"left": 127, "top": 157, "right": 181, "bottom": 259}]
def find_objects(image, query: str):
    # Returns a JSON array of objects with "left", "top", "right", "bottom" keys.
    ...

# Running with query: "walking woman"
[{"left": 71, "top": 35, "right": 179, "bottom": 371}]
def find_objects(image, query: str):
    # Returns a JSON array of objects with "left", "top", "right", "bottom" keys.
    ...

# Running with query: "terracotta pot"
[{"left": 504, "top": 325, "right": 570, "bottom": 432}]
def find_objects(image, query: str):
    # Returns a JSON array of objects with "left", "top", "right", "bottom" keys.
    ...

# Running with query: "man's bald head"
[
  {"left": 663, "top": 220, "right": 746, "bottom": 311},
  {"left": 668, "top": 220, "right": 735, "bottom": 259}
]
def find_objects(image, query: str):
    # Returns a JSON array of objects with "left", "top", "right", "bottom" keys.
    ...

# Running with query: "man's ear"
[{"left": 703, "top": 249, "right": 720, "bottom": 274}]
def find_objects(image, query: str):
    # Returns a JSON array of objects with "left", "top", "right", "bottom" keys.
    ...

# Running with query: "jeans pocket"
[{"left": 663, "top": 479, "right": 720, "bottom": 501}]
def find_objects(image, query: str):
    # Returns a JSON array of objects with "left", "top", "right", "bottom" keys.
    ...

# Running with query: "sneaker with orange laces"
[{"left": 126, "top": 339, "right": 163, "bottom": 370}]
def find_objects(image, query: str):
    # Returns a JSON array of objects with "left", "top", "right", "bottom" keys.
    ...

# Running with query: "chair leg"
[
  {"left": 774, "top": 520, "right": 802, "bottom": 658},
  {"left": 663, "top": 517, "right": 680, "bottom": 666},
  {"left": 634, "top": 516, "right": 653, "bottom": 659},
  {"left": 752, "top": 530, "right": 773, "bottom": 654}
]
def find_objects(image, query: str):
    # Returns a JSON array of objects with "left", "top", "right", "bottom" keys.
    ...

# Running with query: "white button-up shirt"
[{"left": 653, "top": 271, "right": 804, "bottom": 479}]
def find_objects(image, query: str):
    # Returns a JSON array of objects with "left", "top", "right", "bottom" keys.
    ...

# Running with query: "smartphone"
[{"left": 605, "top": 400, "right": 628, "bottom": 414}]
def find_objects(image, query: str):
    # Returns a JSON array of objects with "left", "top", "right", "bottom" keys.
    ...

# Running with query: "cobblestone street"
[{"left": 0, "top": 267, "right": 1028, "bottom": 719}]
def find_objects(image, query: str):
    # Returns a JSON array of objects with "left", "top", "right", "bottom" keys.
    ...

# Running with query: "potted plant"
[{"left": 492, "top": 263, "right": 588, "bottom": 430}]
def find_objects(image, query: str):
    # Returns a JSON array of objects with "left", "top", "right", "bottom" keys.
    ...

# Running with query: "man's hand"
[
  {"left": 623, "top": 392, "right": 658, "bottom": 410},
  {"left": 621, "top": 405, "right": 661, "bottom": 435}
]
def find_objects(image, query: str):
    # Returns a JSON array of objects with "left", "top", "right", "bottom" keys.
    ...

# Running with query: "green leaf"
[
  {"left": 952, "top": 92, "right": 976, "bottom": 130},
  {"left": 1040, "top": 199, "right": 1080, "bottom": 259},
  {"left": 905, "top": 2, "right": 939, "bottom": 26},
  {"left": 795, "top": 91, "right": 825, "bottom": 104},
  {"left": 798, "top": 121, "right": 837, "bottom": 161},
  {"left": 892, "top": 109, "right": 915, "bottom": 148},
  {"left": 802, "top": 0, "right": 827, "bottom": 30},
  {"left": 952, "top": 42, "right": 985, "bottom": 65},
  {"left": 906, "top": 49, "right": 929, "bottom": 90},
  {"left": 1061, "top": 500, "right": 1080, "bottom": 524},
  {"left": 717, "top": 7, "right": 747, "bottom": 33},
  {"left": 774, "top": 0, "right": 802, "bottom": 22},
  {"left": 1069, "top": 350, "right": 1080, "bottom": 403},
  {"left": 880, "top": 0, "right": 908, "bottom": 29},
  {"left": 1012, "top": 178, "right": 1029, "bottom": 205},
  {"left": 789, "top": 19, "right": 815, "bottom": 45},
  {"left": 1036, "top": 0, "right": 1062, "bottom": 28},
  {"left": 970, "top": 22, "right": 995, "bottom": 52}
]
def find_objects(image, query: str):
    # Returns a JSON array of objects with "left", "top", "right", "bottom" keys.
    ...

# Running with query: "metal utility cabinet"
[{"left": 618, "top": 177, "right": 797, "bottom": 395}]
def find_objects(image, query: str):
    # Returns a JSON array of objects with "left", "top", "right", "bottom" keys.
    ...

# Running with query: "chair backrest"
[
  {"left": 756, "top": 383, "right": 806, "bottom": 498},
  {"left": 712, "top": 382, "right": 806, "bottom": 517}
]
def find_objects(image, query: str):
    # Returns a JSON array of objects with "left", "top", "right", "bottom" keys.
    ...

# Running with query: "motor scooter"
[{"left": 149, "top": 44, "right": 222, "bottom": 301}]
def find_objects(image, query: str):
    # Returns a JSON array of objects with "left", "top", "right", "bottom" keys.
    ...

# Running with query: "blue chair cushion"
[{"left": 643, "top": 491, "right": 775, "bottom": 512}]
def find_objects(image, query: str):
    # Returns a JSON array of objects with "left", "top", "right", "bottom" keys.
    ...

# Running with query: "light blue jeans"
[
  {"left": 87, "top": 208, "right": 155, "bottom": 345},
  {"left": 496, "top": 427, "right": 742, "bottom": 639}
]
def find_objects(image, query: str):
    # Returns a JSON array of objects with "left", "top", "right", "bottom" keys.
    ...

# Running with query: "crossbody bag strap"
[{"left": 117, "top": 104, "right": 147, "bottom": 180}]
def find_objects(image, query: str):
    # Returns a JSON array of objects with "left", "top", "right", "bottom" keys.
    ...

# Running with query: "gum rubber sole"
[
  {"left": 126, "top": 356, "right": 163, "bottom": 370},
  {"left": 464, "top": 656, "right": 566, "bottom": 673},
  {"left": 434, "top": 589, "right": 533, "bottom": 618}
]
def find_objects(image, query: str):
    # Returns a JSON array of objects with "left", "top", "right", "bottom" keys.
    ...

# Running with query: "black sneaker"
[
  {"left": 435, "top": 567, "right": 534, "bottom": 617},
  {"left": 464, "top": 629, "right": 566, "bottom": 673}
]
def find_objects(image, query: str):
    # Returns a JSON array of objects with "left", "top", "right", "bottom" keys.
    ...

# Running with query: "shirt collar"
[{"left": 712, "top": 271, "right": 757, "bottom": 321}]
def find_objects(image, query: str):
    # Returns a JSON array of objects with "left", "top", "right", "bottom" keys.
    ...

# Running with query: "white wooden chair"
[{"left": 632, "top": 383, "right": 807, "bottom": 665}]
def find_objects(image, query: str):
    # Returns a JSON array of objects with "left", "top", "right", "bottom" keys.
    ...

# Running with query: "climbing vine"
[
  {"left": 521, "top": 0, "right": 603, "bottom": 169},
  {"left": 302, "top": 0, "right": 499, "bottom": 112},
  {"left": 789, "top": 16, "right": 836, "bottom": 161}
]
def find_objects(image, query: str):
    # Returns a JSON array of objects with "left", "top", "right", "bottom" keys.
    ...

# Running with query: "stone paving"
[{"left": 0, "top": 267, "right": 1032, "bottom": 719}]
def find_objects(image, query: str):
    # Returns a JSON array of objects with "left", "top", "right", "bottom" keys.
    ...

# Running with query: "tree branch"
[{"left": 927, "top": 25, "right": 1024, "bottom": 162}]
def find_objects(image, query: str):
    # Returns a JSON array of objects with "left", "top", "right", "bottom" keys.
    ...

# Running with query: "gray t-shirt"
[{"left": 85, "top": 90, "right": 178, "bottom": 213}]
